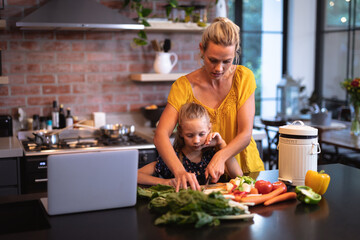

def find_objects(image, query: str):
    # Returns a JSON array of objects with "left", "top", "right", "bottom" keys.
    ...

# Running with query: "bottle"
[
  {"left": 32, "top": 114, "right": 40, "bottom": 130},
  {"left": 47, "top": 119, "right": 53, "bottom": 131},
  {"left": 51, "top": 100, "right": 59, "bottom": 129},
  {"left": 66, "top": 107, "right": 74, "bottom": 127},
  {"left": 59, "top": 104, "right": 66, "bottom": 129}
]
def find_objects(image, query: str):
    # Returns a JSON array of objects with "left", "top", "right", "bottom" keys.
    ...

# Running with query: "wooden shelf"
[
  {"left": 0, "top": 76, "right": 9, "bottom": 84},
  {"left": 0, "top": 20, "right": 6, "bottom": 30},
  {"left": 145, "top": 21, "right": 207, "bottom": 32},
  {"left": 130, "top": 73, "right": 186, "bottom": 82}
]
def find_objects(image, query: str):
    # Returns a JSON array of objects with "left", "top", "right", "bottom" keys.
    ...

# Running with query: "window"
[
  {"left": 315, "top": 0, "right": 360, "bottom": 107},
  {"left": 228, "top": 0, "right": 287, "bottom": 116}
]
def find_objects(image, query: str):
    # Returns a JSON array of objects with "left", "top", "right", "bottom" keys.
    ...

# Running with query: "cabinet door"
[{"left": 0, "top": 158, "right": 18, "bottom": 186}]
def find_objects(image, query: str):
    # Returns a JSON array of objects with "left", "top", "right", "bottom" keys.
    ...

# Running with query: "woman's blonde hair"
[
  {"left": 201, "top": 17, "right": 241, "bottom": 64},
  {"left": 173, "top": 102, "right": 211, "bottom": 152}
]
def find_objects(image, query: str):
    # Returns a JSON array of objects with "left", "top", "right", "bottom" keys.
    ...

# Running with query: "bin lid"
[{"left": 279, "top": 120, "right": 318, "bottom": 136}]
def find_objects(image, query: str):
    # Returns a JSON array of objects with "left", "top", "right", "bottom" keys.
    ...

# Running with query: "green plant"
[{"left": 123, "top": 0, "right": 152, "bottom": 46}]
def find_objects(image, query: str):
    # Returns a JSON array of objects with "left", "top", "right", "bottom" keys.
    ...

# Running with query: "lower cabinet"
[{"left": 0, "top": 157, "right": 20, "bottom": 196}]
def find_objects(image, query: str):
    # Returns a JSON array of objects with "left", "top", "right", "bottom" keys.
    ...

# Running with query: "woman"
[{"left": 154, "top": 17, "right": 264, "bottom": 192}]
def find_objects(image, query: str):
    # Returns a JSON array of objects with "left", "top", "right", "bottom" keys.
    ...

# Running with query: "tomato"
[
  {"left": 272, "top": 181, "right": 287, "bottom": 193},
  {"left": 255, "top": 180, "right": 273, "bottom": 194}
]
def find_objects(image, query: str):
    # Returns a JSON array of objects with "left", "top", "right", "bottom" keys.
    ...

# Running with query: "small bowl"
[{"left": 141, "top": 105, "right": 166, "bottom": 128}]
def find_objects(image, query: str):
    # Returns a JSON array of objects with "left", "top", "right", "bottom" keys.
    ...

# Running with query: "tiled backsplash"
[{"left": 0, "top": 0, "right": 214, "bottom": 120}]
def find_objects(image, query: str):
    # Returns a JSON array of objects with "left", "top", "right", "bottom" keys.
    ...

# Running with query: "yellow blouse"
[{"left": 167, "top": 65, "right": 264, "bottom": 173}]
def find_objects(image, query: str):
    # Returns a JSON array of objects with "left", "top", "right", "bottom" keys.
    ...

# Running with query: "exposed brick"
[
  {"left": 10, "top": 64, "right": 41, "bottom": 74},
  {"left": 85, "top": 32, "right": 113, "bottom": 40},
  {"left": 72, "top": 63, "right": 100, "bottom": 73},
  {"left": 10, "top": 41, "right": 40, "bottom": 51},
  {"left": 27, "top": 52, "right": 55, "bottom": 62},
  {"left": 72, "top": 42, "right": 85, "bottom": 51},
  {"left": 8, "top": 75, "right": 25, "bottom": 84},
  {"left": 27, "top": 96, "right": 56, "bottom": 106},
  {"left": 113, "top": 52, "right": 140, "bottom": 62},
  {"left": 86, "top": 52, "right": 113, "bottom": 62},
  {"left": 42, "top": 63, "right": 71, "bottom": 73},
  {"left": 24, "top": 31, "right": 55, "bottom": 40},
  {"left": 42, "top": 42, "right": 72, "bottom": 51},
  {"left": 23, "top": 107, "right": 43, "bottom": 117},
  {"left": 27, "top": 75, "right": 55, "bottom": 84},
  {"left": 0, "top": 86, "right": 9, "bottom": 96},
  {"left": 129, "top": 63, "right": 152, "bottom": 73},
  {"left": 100, "top": 63, "right": 127, "bottom": 72},
  {"left": 84, "top": 41, "right": 117, "bottom": 52},
  {"left": 72, "top": 105, "right": 100, "bottom": 115},
  {"left": 102, "top": 83, "right": 127, "bottom": 93},
  {"left": 0, "top": 109, "right": 12, "bottom": 115},
  {"left": 7, "top": 0, "right": 37, "bottom": 6},
  {"left": 11, "top": 85, "right": 40, "bottom": 95},
  {"left": 86, "top": 95, "right": 113, "bottom": 104},
  {"left": 142, "top": 93, "right": 167, "bottom": 102},
  {"left": 57, "top": 52, "right": 85, "bottom": 62},
  {"left": 102, "top": 104, "right": 127, "bottom": 113},
  {"left": 58, "top": 95, "right": 85, "bottom": 105},
  {"left": 87, "top": 74, "right": 115, "bottom": 83},
  {"left": 58, "top": 74, "right": 85, "bottom": 84},
  {"left": 100, "top": 1, "right": 124, "bottom": 9},
  {"left": 3, "top": 52, "right": 24, "bottom": 63},
  {"left": 56, "top": 32, "right": 85, "bottom": 40},
  {"left": 115, "top": 93, "right": 141, "bottom": 102},
  {"left": 0, "top": 96, "right": 26, "bottom": 107},
  {"left": 129, "top": 103, "right": 147, "bottom": 112},
  {"left": 42, "top": 85, "right": 71, "bottom": 95},
  {"left": 73, "top": 83, "right": 102, "bottom": 94}
]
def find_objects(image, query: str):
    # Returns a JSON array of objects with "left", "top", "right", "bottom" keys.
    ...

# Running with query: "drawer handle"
[{"left": 35, "top": 178, "right": 48, "bottom": 183}]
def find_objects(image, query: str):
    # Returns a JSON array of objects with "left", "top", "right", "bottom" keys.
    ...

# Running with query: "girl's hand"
[
  {"left": 205, "top": 132, "right": 226, "bottom": 148},
  {"left": 205, "top": 151, "right": 226, "bottom": 182},
  {"left": 174, "top": 170, "right": 201, "bottom": 192},
  {"left": 163, "top": 178, "right": 178, "bottom": 188}
]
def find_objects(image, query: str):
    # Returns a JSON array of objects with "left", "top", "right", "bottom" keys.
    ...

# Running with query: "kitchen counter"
[
  {"left": 1, "top": 164, "right": 358, "bottom": 240},
  {"left": 0, "top": 136, "right": 23, "bottom": 158}
]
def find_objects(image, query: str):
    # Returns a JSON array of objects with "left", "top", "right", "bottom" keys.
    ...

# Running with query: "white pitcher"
[{"left": 153, "top": 52, "right": 178, "bottom": 74}]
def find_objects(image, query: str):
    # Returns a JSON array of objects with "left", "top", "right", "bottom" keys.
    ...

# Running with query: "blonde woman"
[
  {"left": 154, "top": 17, "right": 264, "bottom": 191},
  {"left": 138, "top": 103, "right": 242, "bottom": 187}
]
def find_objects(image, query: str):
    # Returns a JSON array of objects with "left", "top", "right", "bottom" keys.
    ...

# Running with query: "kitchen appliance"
[
  {"left": 277, "top": 121, "right": 320, "bottom": 186},
  {"left": 18, "top": 128, "right": 157, "bottom": 194},
  {"left": 16, "top": 0, "right": 144, "bottom": 31},
  {"left": 0, "top": 115, "right": 13, "bottom": 137}
]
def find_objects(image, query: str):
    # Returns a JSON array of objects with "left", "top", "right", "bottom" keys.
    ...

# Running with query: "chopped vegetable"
[
  {"left": 240, "top": 187, "right": 284, "bottom": 205},
  {"left": 305, "top": 170, "right": 330, "bottom": 195},
  {"left": 263, "top": 192, "right": 297, "bottom": 206},
  {"left": 137, "top": 184, "right": 175, "bottom": 199},
  {"left": 295, "top": 186, "right": 322, "bottom": 205}
]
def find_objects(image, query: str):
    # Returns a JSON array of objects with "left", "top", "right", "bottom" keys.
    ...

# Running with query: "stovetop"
[{"left": 21, "top": 132, "right": 155, "bottom": 156}]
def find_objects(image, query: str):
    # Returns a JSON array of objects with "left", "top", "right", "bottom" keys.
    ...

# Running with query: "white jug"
[{"left": 153, "top": 52, "right": 178, "bottom": 74}]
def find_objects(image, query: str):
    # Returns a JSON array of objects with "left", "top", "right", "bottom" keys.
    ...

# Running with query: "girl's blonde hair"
[
  {"left": 173, "top": 102, "right": 211, "bottom": 152},
  {"left": 201, "top": 17, "right": 241, "bottom": 64}
]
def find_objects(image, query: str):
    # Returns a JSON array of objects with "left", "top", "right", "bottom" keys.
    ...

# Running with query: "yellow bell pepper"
[{"left": 305, "top": 170, "right": 330, "bottom": 195}]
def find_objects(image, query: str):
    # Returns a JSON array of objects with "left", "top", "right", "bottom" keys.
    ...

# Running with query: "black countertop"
[{"left": 1, "top": 164, "right": 359, "bottom": 240}]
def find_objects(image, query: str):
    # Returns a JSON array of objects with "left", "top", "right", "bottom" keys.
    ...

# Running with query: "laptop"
[{"left": 40, "top": 150, "right": 138, "bottom": 216}]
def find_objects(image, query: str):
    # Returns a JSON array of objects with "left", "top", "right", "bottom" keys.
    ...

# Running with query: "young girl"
[{"left": 138, "top": 102, "right": 243, "bottom": 188}]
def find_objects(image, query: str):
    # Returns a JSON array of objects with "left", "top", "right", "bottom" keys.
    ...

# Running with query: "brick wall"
[{"left": 0, "top": 0, "right": 216, "bottom": 119}]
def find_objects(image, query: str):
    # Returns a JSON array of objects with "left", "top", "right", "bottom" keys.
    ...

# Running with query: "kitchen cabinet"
[
  {"left": 0, "top": 137, "right": 24, "bottom": 196},
  {"left": 130, "top": 73, "right": 187, "bottom": 82},
  {"left": 0, "top": 157, "right": 20, "bottom": 196}
]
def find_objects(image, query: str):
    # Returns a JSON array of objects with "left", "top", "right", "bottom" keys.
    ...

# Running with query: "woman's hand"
[
  {"left": 173, "top": 170, "right": 201, "bottom": 192},
  {"left": 205, "top": 151, "right": 226, "bottom": 182}
]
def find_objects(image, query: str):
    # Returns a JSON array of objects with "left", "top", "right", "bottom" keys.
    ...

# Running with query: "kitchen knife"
[{"left": 203, "top": 175, "right": 212, "bottom": 191}]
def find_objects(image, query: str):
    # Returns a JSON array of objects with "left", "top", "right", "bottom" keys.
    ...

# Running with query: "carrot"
[
  {"left": 240, "top": 187, "right": 284, "bottom": 205},
  {"left": 249, "top": 188, "right": 259, "bottom": 195},
  {"left": 264, "top": 192, "right": 297, "bottom": 206}
]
